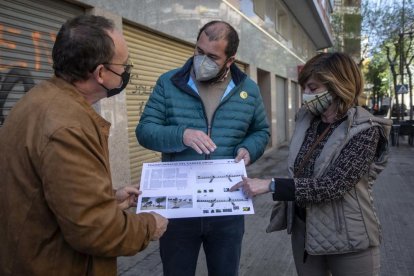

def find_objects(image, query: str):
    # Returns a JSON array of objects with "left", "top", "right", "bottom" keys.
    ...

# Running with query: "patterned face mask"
[{"left": 302, "top": 90, "right": 333, "bottom": 116}]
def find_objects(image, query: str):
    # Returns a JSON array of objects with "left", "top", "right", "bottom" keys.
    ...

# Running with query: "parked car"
[
  {"left": 391, "top": 103, "right": 408, "bottom": 117},
  {"left": 373, "top": 105, "right": 389, "bottom": 116}
]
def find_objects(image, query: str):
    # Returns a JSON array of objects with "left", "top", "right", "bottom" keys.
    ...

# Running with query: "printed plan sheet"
[{"left": 136, "top": 159, "right": 254, "bottom": 218}]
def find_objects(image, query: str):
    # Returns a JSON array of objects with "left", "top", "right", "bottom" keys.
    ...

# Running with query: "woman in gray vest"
[{"left": 230, "top": 52, "right": 391, "bottom": 276}]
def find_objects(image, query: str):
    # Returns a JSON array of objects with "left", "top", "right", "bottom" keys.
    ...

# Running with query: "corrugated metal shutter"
[
  {"left": 0, "top": 0, "right": 83, "bottom": 126},
  {"left": 123, "top": 24, "right": 194, "bottom": 183}
]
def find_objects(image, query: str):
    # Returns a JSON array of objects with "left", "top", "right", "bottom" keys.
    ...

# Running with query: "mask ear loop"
[
  {"left": 223, "top": 56, "right": 235, "bottom": 77},
  {"left": 213, "top": 57, "right": 231, "bottom": 83},
  {"left": 333, "top": 101, "right": 341, "bottom": 120}
]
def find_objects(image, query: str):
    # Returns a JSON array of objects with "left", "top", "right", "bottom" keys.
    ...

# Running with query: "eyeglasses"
[{"left": 103, "top": 61, "right": 134, "bottom": 74}]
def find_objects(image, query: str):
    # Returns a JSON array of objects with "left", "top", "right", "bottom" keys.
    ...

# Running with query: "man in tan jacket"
[{"left": 0, "top": 15, "right": 167, "bottom": 276}]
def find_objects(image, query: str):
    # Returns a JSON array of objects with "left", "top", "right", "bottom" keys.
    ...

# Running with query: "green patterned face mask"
[{"left": 302, "top": 90, "right": 333, "bottom": 116}]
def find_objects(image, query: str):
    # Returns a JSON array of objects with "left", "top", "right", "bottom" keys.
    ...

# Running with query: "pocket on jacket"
[{"left": 332, "top": 200, "right": 344, "bottom": 234}]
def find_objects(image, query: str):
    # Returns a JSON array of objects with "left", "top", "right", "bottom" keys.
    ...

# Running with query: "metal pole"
[{"left": 400, "top": 0, "right": 405, "bottom": 120}]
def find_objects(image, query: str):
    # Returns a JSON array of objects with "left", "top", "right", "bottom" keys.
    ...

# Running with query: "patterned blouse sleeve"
[{"left": 294, "top": 126, "right": 381, "bottom": 204}]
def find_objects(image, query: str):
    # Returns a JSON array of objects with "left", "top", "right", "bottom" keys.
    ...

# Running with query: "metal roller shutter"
[
  {"left": 124, "top": 23, "right": 249, "bottom": 182},
  {"left": 123, "top": 24, "right": 194, "bottom": 183},
  {"left": 0, "top": 0, "right": 83, "bottom": 126}
]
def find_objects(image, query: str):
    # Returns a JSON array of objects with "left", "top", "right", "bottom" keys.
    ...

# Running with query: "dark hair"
[
  {"left": 52, "top": 15, "right": 115, "bottom": 83},
  {"left": 196, "top": 21, "right": 239, "bottom": 57},
  {"left": 298, "top": 52, "right": 364, "bottom": 115}
]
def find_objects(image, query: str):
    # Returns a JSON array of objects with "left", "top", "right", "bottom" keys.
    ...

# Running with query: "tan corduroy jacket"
[{"left": 0, "top": 77, "right": 156, "bottom": 276}]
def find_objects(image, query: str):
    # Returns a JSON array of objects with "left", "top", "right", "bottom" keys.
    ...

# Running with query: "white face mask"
[
  {"left": 193, "top": 55, "right": 220, "bottom": 81},
  {"left": 302, "top": 90, "right": 333, "bottom": 116}
]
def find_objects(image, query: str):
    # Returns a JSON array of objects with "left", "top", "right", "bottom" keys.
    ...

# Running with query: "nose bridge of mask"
[
  {"left": 302, "top": 90, "right": 332, "bottom": 115},
  {"left": 201, "top": 55, "right": 218, "bottom": 70},
  {"left": 303, "top": 90, "right": 328, "bottom": 103},
  {"left": 302, "top": 93, "right": 316, "bottom": 102},
  {"left": 194, "top": 55, "right": 220, "bottom": 81},
  {"left": 198, "top": 55, "right": 208, "bottom": 74}
]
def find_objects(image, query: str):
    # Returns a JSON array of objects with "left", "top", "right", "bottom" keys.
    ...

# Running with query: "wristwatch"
[{"left": 269, "top": 178, "right": 276, "bottom": 192}]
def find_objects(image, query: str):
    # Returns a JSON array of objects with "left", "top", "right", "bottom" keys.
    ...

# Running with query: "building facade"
[
  {"left": 0, "top": 0, "right": 333, "bottom": 187},
  {"left": 332, "top": 0, "right": 361, "bottom": 61}
]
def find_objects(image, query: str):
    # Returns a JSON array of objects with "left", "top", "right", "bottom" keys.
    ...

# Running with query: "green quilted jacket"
[{"left": 136, "top": 58, "right": 270, "bottom": 162}]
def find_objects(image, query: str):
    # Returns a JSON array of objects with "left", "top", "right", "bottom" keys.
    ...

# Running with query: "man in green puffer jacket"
[{"left": 136, "top": 21, "right": 270, "bottom": 276}]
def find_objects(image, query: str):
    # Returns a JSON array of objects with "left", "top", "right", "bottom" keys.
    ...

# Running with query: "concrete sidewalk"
[{"left": 118, "top": 142, "right": 414, "bottom": 276}]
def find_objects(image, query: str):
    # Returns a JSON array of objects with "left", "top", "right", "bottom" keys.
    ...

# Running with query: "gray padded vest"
[{"left": 288, "top": 106, "right": 391, "bottom": 255}]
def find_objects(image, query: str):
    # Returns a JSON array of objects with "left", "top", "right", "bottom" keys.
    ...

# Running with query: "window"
[{"left": 276, "top": 3, "right": 289, "bottom": 39}]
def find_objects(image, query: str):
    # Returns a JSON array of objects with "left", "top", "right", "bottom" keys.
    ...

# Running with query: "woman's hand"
[
  {"left": 115, "top": 185, "right": 141, "bottom": 210},
  {"left": 229, "top": 176, "right": 271, "bottom": 197}
]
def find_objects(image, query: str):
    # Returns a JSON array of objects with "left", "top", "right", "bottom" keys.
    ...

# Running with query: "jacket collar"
[{"left": 49, "top": 76, "right": 111, "bottom": 135}]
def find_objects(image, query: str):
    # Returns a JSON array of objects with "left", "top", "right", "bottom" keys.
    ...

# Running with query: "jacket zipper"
[
  {"left": 205, "top": 124, "right": 212, "bottom": 160},
  {"left": 199, "top": 100, "right": 210, "bottom": 160},
  {"left": 205, "top": 96, "right": 226, "bottom": 160},
  {"left": 198, "top": 84, "right": 240, "bottom": 160}
]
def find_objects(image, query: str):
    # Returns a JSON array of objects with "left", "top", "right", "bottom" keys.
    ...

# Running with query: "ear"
[
  {"left": 93, "top": 64, "right": 105, "bottom": 85},
  {"left": 226, "top": 55, "right": 236, "bottom": 68}
]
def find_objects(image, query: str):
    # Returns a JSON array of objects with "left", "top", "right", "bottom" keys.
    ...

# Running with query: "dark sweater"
[{"left": 273, "top": 116, "right": 380, "bottom": 210}]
